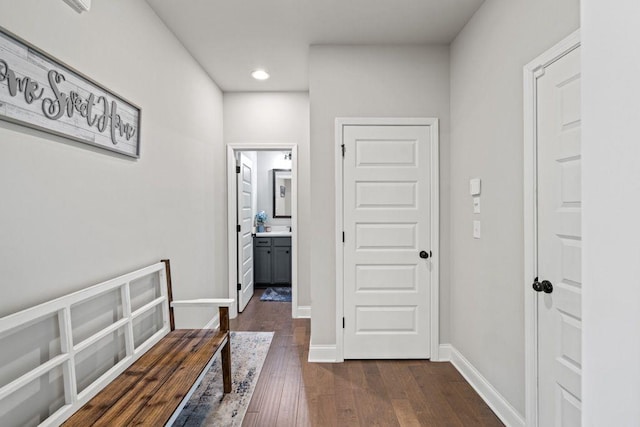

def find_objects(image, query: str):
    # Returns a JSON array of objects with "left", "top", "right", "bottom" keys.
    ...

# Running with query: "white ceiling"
[{"left": 146, "top": 0, "right": 484, "bottom": 92}]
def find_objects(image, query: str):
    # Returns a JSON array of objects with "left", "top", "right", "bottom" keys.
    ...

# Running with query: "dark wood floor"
[{"left": 231, "top": 289, "right": 503, "bottom": 427}]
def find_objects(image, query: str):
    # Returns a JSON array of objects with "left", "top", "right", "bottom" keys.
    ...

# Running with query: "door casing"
[
  {"left": 226, "top": 143, "right": 300, "bottom": 319},
  {"left": 523, "top": 29, "right": 581, "bottom": 427},
  {"left": 334, "top": 117, "right": 440, "bottom": 362}
]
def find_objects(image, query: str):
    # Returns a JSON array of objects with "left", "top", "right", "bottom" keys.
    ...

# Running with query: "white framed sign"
[{"left": 0, "top": 26, "right": 141, "bottom": 158}]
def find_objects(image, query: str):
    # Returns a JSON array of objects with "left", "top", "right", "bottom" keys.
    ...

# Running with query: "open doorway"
[{"left": 226, "top": 143, "right": 299, "bottom": 319}]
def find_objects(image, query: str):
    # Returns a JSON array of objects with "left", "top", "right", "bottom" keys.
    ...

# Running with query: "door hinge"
[
  {"left": 236, "top": 166, "right": 241, "bottom": 173},
  {"left": 342, "top": 231, "right": 345, "bottom": 243},
  {"left": 341, "top": 144, "right": 345, "bottom": 157},
  {"left": 237, "top": 283, "right": 241, "bottom": 291},
  {"left": 342, "top": 317, "right": 345, "bottom": 328},
  {"left": 237, "top": 225, "right": 241, "bottom": 232}
]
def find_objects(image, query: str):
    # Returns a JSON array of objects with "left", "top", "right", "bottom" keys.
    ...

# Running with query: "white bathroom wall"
[
  {"left": 256, "top": 151, "right": 293, "bottom": 227},
  {"left": 0, "top": 0, "right": 226, "bottom": 328}
]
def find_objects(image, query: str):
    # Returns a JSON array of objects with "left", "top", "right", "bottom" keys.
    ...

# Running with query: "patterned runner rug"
[{"left": 174, "top": 331, "right": 273, "bottom": 427}]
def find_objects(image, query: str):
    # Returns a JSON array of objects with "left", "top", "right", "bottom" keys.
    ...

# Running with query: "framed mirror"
[{"left": 273, "top": 169, "right": 292, "bottom": 218}]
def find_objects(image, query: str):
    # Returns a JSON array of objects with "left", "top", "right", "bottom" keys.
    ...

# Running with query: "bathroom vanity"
[{"left": 253, "top": 235, "right": 292, "bottom": 286}]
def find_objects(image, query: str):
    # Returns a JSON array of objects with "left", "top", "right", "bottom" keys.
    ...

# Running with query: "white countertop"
[{"left": 255, "top": 231, "right": 292, "bottom": 237}]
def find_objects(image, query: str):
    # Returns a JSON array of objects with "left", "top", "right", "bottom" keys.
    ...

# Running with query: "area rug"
[
  {"left": 260, "top": 287, "right": 292, "bottom": 302},
  {"left": 173, "top": 331, "right": 273, "bottom": 427}
]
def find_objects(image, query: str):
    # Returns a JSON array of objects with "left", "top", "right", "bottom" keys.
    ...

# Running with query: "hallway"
[{"left": 231, "top": 290, "right": 503, "bottom": 426}]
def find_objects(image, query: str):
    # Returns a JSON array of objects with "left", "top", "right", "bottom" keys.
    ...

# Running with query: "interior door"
[
  {"left": 536, "top": 46, "right": 582, "bottom": 426},
  {"left": 237, "top": 153, "right": 254, "bottom": 312},
  {"left": 343, "top": 124, "right": 433, "bottom": 359}
]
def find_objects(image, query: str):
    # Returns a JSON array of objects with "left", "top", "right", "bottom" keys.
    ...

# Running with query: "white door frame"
[
  {"left": 226, "top": 143, "right": 299, "bottom": 319},
  {"left": 334, "top": 117, "right": 440, "bottom": 362},
  {"left": 523, "top": 29, "right": 580, "bottom": 427}
]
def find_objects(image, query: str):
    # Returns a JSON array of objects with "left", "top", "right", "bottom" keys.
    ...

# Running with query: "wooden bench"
[{"left": 0, "top": 260, "right": 234, "bottom": 426}]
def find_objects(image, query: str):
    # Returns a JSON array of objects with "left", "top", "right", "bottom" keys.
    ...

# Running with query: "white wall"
[
  {"left": 223, "top": 92, "right": 311, "bottom": 306},
  {"left": 308, "top": 45, "right": 451, "bottom": 348},
  {"left": 582, "top": 1, "right": 640, "bottom": 424},
  {"left": 0, "top": 0, "right": 226, "bottom": 328},
  {"left": 449, "top": 0, "right": 579, "bottom": 415},
  {"left": 256, "top": 151, "right": 293, "bottom": 227}
]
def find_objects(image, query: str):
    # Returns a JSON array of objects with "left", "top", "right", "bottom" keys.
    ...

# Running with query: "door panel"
[
  {"left": 343, "top": 125, "right": 432, "bottom": 359},
  {"left": 355, "top": 264, "right": 417, "bottom": 292},
  {"left": 356, "top": 223, "right": 417, "bottom": 249},
  {"left": 237, "top": 154, "right": 254, "bottom": 312},
  {"left": 356, "top": 181, "right": 417, "bottom": 208},
  {"left": 355, "top": 306, "right": 417, "bottom": 333},
  {"left": 537, "top": 46, "right": 582, "bottom": 426}
]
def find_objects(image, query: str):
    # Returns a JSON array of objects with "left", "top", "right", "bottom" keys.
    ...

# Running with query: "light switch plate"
[
  {"left": 470, "top": 178, "right": 481, "bottom": 196},
  {"left": 473, "top": 220, "right": 481, "bottom": 239},
  {"left": 473, "top": 197, "right": 481, "bottom": 214}
]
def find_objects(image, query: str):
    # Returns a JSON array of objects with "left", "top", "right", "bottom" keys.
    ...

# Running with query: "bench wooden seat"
[
  {"left": 0, "top": 259, "right": 233, "bottom": 427},
  {"left": 64, "top": 328, "right": 229, "bottom": 426},
  {"left": 62, "top": 259, "right": 233, "bottom": 426}
]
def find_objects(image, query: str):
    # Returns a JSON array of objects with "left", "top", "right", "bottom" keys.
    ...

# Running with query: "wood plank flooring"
[{"left": 232, "top": 289, "right": 504, "bottom": 427}]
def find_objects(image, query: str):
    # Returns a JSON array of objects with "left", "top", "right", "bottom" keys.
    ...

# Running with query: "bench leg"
[
  {"left": 219, "top": 306, "right": 232, "bottom": 393},
  {"left": 222, "top": 338, "right": 232, "bottom": 393}
]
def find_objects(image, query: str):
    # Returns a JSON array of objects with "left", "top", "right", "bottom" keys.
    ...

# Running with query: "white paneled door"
[
  {"left": 342, "top": 124, "right": 435, "bottom": 359},
  {"left": 237, "top": 153, "right": 254, "bottom": 312},
  {"left": 536, "top": 46, "right": 582, "bottom": 426}
]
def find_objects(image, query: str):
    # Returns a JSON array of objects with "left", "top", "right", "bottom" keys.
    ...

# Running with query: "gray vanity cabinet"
[
  {"left": 272, "top": 247, "right": 292, "bottom": 284},
  {"left": 253, "top": 239, "right": 272, "bottom": 285},
  {"left": 253, "top": 236, "right": 291, "bottom": 286}
]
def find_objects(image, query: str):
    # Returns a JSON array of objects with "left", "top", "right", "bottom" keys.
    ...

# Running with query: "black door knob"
[
  {"left": 541, "top": 280, "right": 553, "bottom": 294},
  {"left": 532, "top": 277, "right": 543, "bottom": 292},
  {"left": 419, "top": 251, "right": 429, "bottom": 259}
]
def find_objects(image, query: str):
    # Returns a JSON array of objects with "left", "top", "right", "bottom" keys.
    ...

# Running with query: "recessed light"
[{"left": 251, "top": 69, "right": 270, "bottom": 81}]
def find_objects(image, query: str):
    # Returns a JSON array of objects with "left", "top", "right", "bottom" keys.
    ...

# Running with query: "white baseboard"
[
  {"left": 203, "top": 314, "right": 220, "bottom": 330},
  {"left": 295, "top": 305, "right": 311, "bottom": 318},
  {"left": 450, "top": 347, "right": 525, "bottom": 427},
  {"left": 438, "top": 344, "right": 452, "bottom": 361},
  {"left": 308, "top": 344, "right": 338, "bottom": 363}
]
